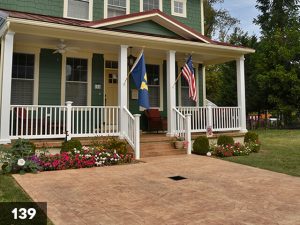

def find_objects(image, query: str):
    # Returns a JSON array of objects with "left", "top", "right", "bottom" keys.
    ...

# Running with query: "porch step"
[{"left": 140, "top": 138, "right": 185, "bottom": 158}]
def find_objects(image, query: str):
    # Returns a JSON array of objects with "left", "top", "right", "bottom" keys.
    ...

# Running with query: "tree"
[
  {"left": 203, "top": 0, "right": 240, "bottom": 41},
  {"left": 254, "top": 0, "right": 300, "bottom": 122}
]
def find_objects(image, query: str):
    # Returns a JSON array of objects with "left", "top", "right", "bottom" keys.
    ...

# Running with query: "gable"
[{"left": 113, "top": 20, "right": 181, "bottom": 38}]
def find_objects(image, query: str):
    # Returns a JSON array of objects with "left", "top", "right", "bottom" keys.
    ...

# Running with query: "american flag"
[{"left": 181, "top": 56, "right": 197, "bottom": 102}]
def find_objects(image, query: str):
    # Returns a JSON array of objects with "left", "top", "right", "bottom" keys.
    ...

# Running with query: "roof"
[{"left": 0, "top": 8, "right": 253, "bottom": 51}]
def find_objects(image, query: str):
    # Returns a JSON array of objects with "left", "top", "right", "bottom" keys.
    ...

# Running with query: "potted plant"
[{"left": 173, "top": 136, "right": 185, "bottom": 149}]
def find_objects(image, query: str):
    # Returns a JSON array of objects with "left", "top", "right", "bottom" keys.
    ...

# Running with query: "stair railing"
[{"left": 173, "top": 107, "right": 192, "bottom": 154}]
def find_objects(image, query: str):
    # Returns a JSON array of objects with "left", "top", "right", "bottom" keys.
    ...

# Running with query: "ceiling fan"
[{"left": 53, "top": 39, "right": 79, "bottom": 54}]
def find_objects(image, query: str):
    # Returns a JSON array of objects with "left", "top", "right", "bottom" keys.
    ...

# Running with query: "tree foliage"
[
  {"left": 203, "top": 0, "right": 240, "bottom": 41},
  {"left": 254, "top": 0, "right": 300, "bottom": 119}
]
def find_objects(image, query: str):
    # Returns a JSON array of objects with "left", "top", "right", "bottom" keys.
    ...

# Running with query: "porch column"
[
  {"left": 236, "top": 55, "right": 247, "bottom": 132},
  {"left": 0, "top": 31, "right": 14, "bottom": 144},
  {"left": 118, "top": 45, "right": 128, "bottom": 138},
  {"left": 166, "top": 50, "right": 176, "bottom": 136},
  {"left": 202, "top": 65, "right": 206, "bottom": 105}
]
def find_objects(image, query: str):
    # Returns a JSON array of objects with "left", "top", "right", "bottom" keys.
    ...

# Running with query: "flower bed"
[
  {"left": 209, "top": 142, "right": 260, "bottom": 158},
  {"left": 0, "top": 139, "right": 133, "bottom": 174}
]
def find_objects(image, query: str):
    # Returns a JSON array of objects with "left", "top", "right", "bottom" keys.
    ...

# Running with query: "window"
[
  {"left": 65, "top": 58, "right": 88, "bottom": 106},
  {"left": 142, "top": 0, "right": 162, "bottom": 11},
  {"left": 180, "top": 76, "right": 196, "bottom": 106},
  {"left": 65, "top": 0, "right": 92, "bottom": 21},
  {"left": 106, "top": 0, "right": 128, "bottom": 18},
  {"left": 11, "top": 53, "right": 34, "bottom": 105},
  {"left": 146, "top": 64, "right": 160, "bottom": 108},
  {"left": 171, "top": 0, "right": 187, "bottom": 17}
]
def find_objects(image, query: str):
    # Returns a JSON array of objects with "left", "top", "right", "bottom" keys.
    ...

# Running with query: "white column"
[
  {"left": 66, "top": 101, "right": 73, "bottom": 141},
  {"left": 236, "top": 56, "right": 247, "bottom": 132},
  {"left": 166, "top": 50, "right": 176, "bottom": 136},
  {"left": 185, "top": 114, "right": 192, "bottom": 155},
  {"left": 202, "top": 65, "right": 206, "bottom": 105},
  {"left": 118, "top": 45, "right": 128, "bottom": 138},
  {"left": 134, "top": 114, "right": 140, "bottom": 160},
  {"left": 0, "top": 31, "right": 15, "bottom": 144}
]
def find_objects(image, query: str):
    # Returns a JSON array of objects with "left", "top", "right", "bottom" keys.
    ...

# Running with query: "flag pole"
[
  {"left": 172, "top": 71, "right": 182, "bottom": 87},
  {"left": 124, "top": 49, "right": 144, "bottom": 85}
]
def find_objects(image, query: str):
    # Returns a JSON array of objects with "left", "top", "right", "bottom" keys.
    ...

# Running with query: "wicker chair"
[{"left": 144, "top": 109, "right": 167, "bottom": 132}]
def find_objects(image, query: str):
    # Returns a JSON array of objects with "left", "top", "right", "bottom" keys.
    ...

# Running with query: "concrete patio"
[{"left": 13, "top": 155, "right": 300, "bottom": 225}]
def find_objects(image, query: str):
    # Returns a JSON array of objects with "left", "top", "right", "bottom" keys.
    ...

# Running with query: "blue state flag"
[{"left": 129, "top": 51, "right": 150, "bottom": 109}]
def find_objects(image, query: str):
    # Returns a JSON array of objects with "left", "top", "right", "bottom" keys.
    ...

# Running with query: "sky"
[{"left": 215, "top": 0, "right": 261, "bottom": 37}]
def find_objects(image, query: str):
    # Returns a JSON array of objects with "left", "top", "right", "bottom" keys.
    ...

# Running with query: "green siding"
[
  {"left": 93, "top": 0, "right": 104, "bottom": 21},
  {"left": 116, "top": 20, "right": 181, "bottom": 38},
  {"left": 0, "top": 0, "right": 62, "bottom": 17},
  {"left": 39, "top": 49, "right": 62, "bottom": 105},
  {"left": 130, "top": 0, "right": 140, "bottom": 13},
  {"left": 163, "top": 0, "right": 202, "bottom": 32},
  {"left": 92, "top": 53, "right": 104, "bottom": 106}
]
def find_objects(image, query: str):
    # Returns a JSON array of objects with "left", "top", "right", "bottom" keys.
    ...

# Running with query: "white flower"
[
  {"left": 206, "top": 152, "right": 212, "bottom": 157},
  {"left": 17, "top": 158, "right": 26, "bottom": 166}
]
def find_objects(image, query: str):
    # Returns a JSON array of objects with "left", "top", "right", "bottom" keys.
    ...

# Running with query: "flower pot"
[{"left": 174, "top": 141, "right": 184, "bottom": 149}]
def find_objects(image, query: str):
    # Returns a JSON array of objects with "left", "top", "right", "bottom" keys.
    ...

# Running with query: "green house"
[{"left": 0, "top": 0, "right": 254, "bottom": 158}]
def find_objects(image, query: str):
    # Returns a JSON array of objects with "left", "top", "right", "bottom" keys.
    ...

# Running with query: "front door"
[{"left": 104, "top": 69, "right": 118, "bottom": 131}]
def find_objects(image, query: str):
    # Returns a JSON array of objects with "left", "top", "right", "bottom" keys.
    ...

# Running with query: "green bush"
[
  {"left": 217, "top": 135, "right": 234, "bottom": 146},
  {"left": 61, "top": 139, "right": 82, "bottom": 153},
  {"left": 193, "top": 136, "right": 209, "bottom": 155},
  {"left": 91, "top": 137, "right": 128, "bottom": 155},
  {"left": 244, "top": 132, "right": 259, "bottom": 143}
]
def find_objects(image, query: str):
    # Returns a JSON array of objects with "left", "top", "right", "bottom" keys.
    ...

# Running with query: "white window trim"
[
  {"left": 140, "top": 0, "right": 163, "bottom": 12},
  {"left": 13, "top": 47, "right": 41, "bottom": 105},
  {"left": 61, "top": 52, "right": 92, "bottom": 106},
  {"left": 104, "top": 0, "right": 130, "bottom": 19},
  {"left": 171, "top": 0, "right": 187, "bottom": 18},
  {"left": 63, "top": 0, "right": 93, "bottom": 21}
]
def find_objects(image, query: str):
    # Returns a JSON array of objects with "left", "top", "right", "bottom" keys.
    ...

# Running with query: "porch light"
[{"left": 127, "top": 47, "right": 137, "bottom": 68}]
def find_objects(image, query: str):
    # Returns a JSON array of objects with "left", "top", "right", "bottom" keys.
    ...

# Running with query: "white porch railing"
[
  {"left": 70, "top": 106, "right": 120, "bottom": 137},
  {"left": 173, "top": 108, "right": 192, "bottom": 154},
  {"left": 10, "top": 105, "right": 67, "bottom": 139},
  {"left": 10, "top": 104, "right": 120, "bottom": 139},
  {"left": 123, "top": 107, "right": 140, "bottom": 160},
  {"left": 176, "top": 106, "right": 241, "bottom": 132}
]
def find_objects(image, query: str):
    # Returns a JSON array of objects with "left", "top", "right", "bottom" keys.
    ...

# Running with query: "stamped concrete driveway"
[{"left": 14, "top": 155, "right": 300, "bottom": 225}]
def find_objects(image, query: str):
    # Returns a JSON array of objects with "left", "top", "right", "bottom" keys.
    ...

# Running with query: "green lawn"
[
  {"left": 224, "top": 129, "right": 300, "bottom": 176},
  {"left": 0, "top": 174, "right": 54, "bottom": 225}
]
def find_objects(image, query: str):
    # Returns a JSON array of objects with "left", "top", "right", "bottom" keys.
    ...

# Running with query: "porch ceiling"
[{"left": 9, "top": 18, "right": 255, "bottom": 65}]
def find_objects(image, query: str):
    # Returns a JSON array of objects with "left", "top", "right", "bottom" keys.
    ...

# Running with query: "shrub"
[
  {"left": 244, "top": 132, "right": 259, "bottom": 143},
  {"left": 0, "top": 139, "right": 39, "bottom": 174},
  {"left": 217, "top": 135, "right": 234, "bottom": 146},
  {"left": 91, "top": 137, "right": 128, "bottom": 155},
  {"left": 61, "top": 139, "right": 82, "bottom": 153},
  {"left": 193, "top": 136, "right": 209, "bottom": 155},
  {"left": 213, "top": 144, "right": 234, "bottom": 157},
  {"left": 246, "top": 140, "right": 261, "bottom": 153}
]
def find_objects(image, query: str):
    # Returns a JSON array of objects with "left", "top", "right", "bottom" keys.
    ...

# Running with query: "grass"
[
  {"left": 224, "top": 129, "right": 300, "bottom": 177},
  {"left": 0, "top": 174, "right": 54, "bottom": 225}
]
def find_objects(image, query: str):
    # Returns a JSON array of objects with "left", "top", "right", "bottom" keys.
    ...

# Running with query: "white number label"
[{"left": 11, "top": 208, "right": 36, "bottom": 220}]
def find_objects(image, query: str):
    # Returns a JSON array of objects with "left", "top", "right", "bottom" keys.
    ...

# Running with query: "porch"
[{"left": 0, "top": 9, "right": 253, "bottom": 159}]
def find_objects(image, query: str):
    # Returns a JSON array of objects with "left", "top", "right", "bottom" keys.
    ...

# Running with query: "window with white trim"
[
  {"left": 65, "top": 57, "right": 88, "bottom": 106},
  {"left": 146, "top": 64, "right": 160, "bottom": 108},
  {"left": 142, "top": 0, "right": 161, "bottom": 11},
  {"left": 11, "top": 53, "right": 34, "bottom": 105},
  {"left": 107, "top": 0, "right": 127, "bottom": 18},
  {"left": 180, "top": 75, "right": 196, "bottom": 106},
  {"left": 171, "top": 0, "right": 187, "bottom": 17},
  {"left": 65, "top": 0, "right": 92, "bottom": 20}
]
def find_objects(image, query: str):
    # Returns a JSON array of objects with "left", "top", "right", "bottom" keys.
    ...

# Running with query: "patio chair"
[{"left": 144, "top": 109, "right": 167, "bottom": 132}]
